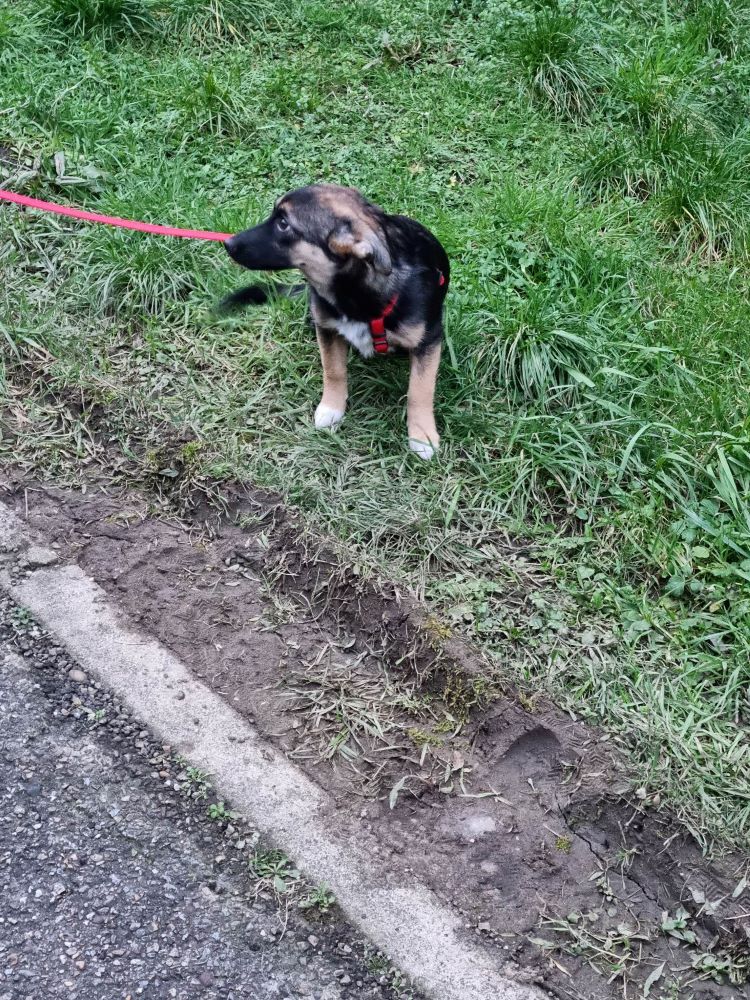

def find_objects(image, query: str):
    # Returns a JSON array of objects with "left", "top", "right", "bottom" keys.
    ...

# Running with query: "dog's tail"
[{"left": 218, "top": 282, "right": 305, "bottom": 313}]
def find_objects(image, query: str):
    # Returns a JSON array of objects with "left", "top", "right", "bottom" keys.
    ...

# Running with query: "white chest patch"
[{"left": 331, "top": 317, "right": 375, "bottom": 359}]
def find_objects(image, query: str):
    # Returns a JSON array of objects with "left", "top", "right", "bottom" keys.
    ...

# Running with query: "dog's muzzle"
[{"left": 222, "top": 223, "right": 292, "bottom": 271}]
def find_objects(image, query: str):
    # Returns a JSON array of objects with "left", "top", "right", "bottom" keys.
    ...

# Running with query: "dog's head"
[{"left": 224, "top": 185, "right": 392, "bottom": 290}]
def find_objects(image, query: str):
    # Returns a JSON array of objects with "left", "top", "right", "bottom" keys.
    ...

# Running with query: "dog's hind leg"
[
  {"left": 406, "top": 340, "right": 441, "bottom": 460},
  {"left": 314, "top": 327, "right": 349, "bottom": 430}
]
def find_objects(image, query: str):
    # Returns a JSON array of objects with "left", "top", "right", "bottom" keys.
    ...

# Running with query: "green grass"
[{"left": 1, "top": 0, "right": 750, "bottom": 848}]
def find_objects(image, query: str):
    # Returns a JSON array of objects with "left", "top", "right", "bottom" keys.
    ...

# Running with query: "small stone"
[
  {"left": 307, "top": 935, "right": 319, "bottom": 948},
  {"left": 23, "top": 545, "right": 58, "bottom": 568},
  {"left": 50, "top": 882, "right": 66, "bottom": 901},
  {"left": 68, "top": 669, "right": 87, "bottom": 684},
  {"left": 198, "top": 972, "right": 214, "bottom": 987}
]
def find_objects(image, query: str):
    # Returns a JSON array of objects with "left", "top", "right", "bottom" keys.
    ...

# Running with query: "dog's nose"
[{"left": 224, "top": 235, "right": 238, "bottom": 257}]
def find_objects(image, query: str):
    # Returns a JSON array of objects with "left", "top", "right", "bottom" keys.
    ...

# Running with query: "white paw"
[
  {"left": 408, "top": 438, "right": 438, "bottom": 461},
  {"left": 314, "top": 404, "right": 345, "bottom": 430}
]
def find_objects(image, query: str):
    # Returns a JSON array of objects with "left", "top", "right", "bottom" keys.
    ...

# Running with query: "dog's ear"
[
  {"left": 360, "top": 230, "right": 393, "bottom": 275},
  {"left": 328, "top": 220, "right": 392, "bottom": 275}
]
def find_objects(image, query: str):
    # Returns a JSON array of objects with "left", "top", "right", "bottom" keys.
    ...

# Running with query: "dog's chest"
[{"left": 330, "top": 317, "right": 376, "bottom": 359}]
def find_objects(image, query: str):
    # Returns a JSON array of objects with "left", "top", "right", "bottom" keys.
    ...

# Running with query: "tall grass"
[
  {"left": 45, "top": 0, "right": 158, "bottom": 37},
  {"left": 513, "top": 6, "right": 599, "bottom": 118}
]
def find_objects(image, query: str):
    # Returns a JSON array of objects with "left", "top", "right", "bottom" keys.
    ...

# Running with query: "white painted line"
[{"left": 0, "top": 503, "right": 544, "bottom": 1000}]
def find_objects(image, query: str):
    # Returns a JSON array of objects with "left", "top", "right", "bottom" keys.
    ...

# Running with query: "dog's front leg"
[
  {"left": 314, "top": 327, "right": 349, "bottom": 430},
  {"left": 406, "top": 341, "right": 441, "bottom": 460}
]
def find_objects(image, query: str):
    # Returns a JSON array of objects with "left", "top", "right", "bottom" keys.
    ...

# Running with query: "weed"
[
  {"left": 207, "top": 800, "right": 237, "bottom": 821},
  {"left": 9, "top": 606, "right": 34, "bottom": 628},
  {"left": 181, "top": 765, "right": 211, "bottom": 799},
  {"left": 422, "top": 615, "right": 452, "bottom": 645},
  {"left": 363, "top": 948, "right": 414, "bottom": 997},
  {"left": 407, "top": 727, "right": 442, "bottom": 748},
  {"left": 539, "top": 911, "right": 650, "bottom": 982},
  {"left": 248, "top": 848, "right": 302, "bottom": 896},
  {"left": 661, "top": 906, "right": 698, "bottom": 944},
  {"left": 298, "top": 884, "right": 336, "bottom": 916},
  {"left": 440, "top": 671, "right": 490, "bottom": 721}
]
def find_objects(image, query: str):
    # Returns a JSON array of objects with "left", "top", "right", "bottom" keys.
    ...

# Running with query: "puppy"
[{"left": 223, "top": 184, "right": 449, "bottom": 459}]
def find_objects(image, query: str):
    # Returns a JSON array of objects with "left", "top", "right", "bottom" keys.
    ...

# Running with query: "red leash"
[{"left": 0, "top": 189, "right": 231, "bottom": 242}]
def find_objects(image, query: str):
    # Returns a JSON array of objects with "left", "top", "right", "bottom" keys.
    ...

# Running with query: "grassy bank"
[{"left": 2, "top": 0, "right": 749, "bottom": 845}]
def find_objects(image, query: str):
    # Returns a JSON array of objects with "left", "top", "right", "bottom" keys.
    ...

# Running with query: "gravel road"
[{"left": 0, "top": 596, "right": 412, "bottom": 1000}]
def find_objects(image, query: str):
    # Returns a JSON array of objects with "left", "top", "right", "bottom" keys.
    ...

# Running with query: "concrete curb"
[{"left": 0, "top": 503, "right": 544, "bottom": 1000}]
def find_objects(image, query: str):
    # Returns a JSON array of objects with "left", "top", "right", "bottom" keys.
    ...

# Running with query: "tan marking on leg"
[
  {"left": 390, "top": 321, "right": 426, "bottom": 351},
  {"left": 406, "top": 342, "right": 441, "bottom": 459},
  {"left": 315, "top": 326, "right": 349, "bottom": 430},
  {"left": 309, "top": 297, "right": 325, "bottom": 328}
]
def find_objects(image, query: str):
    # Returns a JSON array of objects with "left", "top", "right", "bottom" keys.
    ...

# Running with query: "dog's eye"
[{"left": 276, "top": 217, "right": 290, "bottom": 233}]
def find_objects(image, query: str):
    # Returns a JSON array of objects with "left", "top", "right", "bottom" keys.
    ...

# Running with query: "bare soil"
[{"left": 2, "top": 471, "right": 748, "bottom": 1000}]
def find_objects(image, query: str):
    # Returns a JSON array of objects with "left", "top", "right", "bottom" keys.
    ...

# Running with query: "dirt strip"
[
  {"left": 1, "top": 479, "right": 748, "bottom": 1000},
  {"left": 0, "top": 499, "right": 543, "bottom": 1000}
]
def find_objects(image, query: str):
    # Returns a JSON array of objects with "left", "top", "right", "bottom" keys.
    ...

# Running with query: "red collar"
[
  {"left": 369, "top": 269, "right": 445, "bottom": 355},
  {"left": 369, "top": 295, "right": 398, "bottom": 354}
]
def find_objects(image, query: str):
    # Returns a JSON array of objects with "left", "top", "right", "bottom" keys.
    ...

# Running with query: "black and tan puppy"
[{"left": 223, "top": 184, "right": 449, "bottom": 460}]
